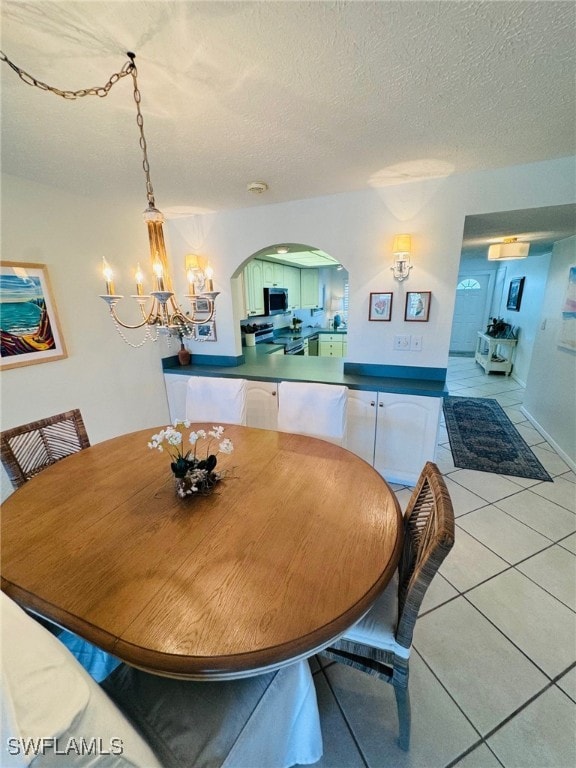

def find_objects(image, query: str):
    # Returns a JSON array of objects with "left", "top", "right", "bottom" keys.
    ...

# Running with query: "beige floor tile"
[
  {"left": 414, "top": 598, "right": 547, "bottom": 735},
  {"left": 530, "top": 445, "right": 571, "bottom": 477},
  {"left": 560, "top": 532, "right": 576, "bottom": 554},
  {"left": 420, "top": 573, "right": 459, "bottom": 614},
  {"left": 517, "top": 545, "right": 576, "bottom": 611},
  {"left": 514, "top": 422, "right": 547, "bottom": 447},
  {"left": 487, "top": 686, "right": 576, "bottom": 768},
  {"left": 434, "top": 444, "right": 457, "bottom": 474},
  {"left": 557, "top": 667, "right": 576, "bottom": 702},
  {"left": 309, "top": 671, "right": 366, "bottom": 768},
  {"left": 441, "top": 527, "right": 508, "bottom": 592},
  {"left": 466, "top": 569, "right": 576, "bottom": 678},
  {"left": 495, "top": 489, "right": 576, "bottom": 541},
  {"left": 457, "top": 505, "right": 550, "bottom": 564},
  {"left": 442, "top": 477, "right": 489, "bottom": 517},
  {"left": 452, "top": 743, "right": 502, "bottom": 768},
  {"left": 529, "top": 475, "right": 576, "bottom": 513},
  {"left": 324, "top": 652, "right": 479, "bottom": 767},
  {"left": 449, "top": 469, "right": 526, "bottom": 504}
]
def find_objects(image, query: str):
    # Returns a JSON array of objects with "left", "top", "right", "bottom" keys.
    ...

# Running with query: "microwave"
[{"left": 263, "top": 287, "right": 288, "bottom": 316}]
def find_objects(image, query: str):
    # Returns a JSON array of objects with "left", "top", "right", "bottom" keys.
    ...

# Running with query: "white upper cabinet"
[
  {"left": 262, "top": 261, "right": 285, "bottom": 288},
  {"left": 300, "top": 269, "right": 320, "bottom": 309},
  {"left": 283, "top": 266, "right": 301, "bottom": 310},
  {"left": 243, "top": 260, "right": 265, "bottom": 316}
]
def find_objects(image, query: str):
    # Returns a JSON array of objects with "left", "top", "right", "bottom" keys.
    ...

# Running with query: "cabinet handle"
[
  {"left": 378, "top": 402, "right": 383, "bottom": 407},
  {"left": 370, "top": 401, "right": 376, "bottom": 407},
  {"left": 272, "top": 391, "right": 277, "bottom": 396}
]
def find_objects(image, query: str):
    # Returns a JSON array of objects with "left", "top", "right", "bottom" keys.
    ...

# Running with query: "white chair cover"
[
  {"left": 1, "top": 592, "right": 323, "bottom": 768},
  {"left": 277, "top": 381, "right": 348, "bottom": 444},
  {"left": 186, "top": 376, "right": 248, "bottom": 425}
]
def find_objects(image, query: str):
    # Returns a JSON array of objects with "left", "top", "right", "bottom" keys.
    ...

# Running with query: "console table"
[{"left": 475, "top": 332, "right": 517, "bottom": 376}]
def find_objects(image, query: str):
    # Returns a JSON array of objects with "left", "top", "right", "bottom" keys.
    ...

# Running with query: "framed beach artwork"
[
  {"left": 194, "top": 320, "right": 217, "bottom": 342},
  {"left": 369, "top": 292, "right": 393, "bottom": 321},
  {"left": 506, "top": 277, "right": 525, "bottom": 312},
  {"left": 0, "top": 262, "right": 67, "bottom": 370},
  {"left": 404, "top": 291, "right": 431, "bottom": 322}
]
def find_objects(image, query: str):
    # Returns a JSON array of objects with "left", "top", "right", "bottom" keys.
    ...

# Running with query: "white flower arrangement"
[{"left": 148, "top": 421, "right": 234, "bottom": 497}]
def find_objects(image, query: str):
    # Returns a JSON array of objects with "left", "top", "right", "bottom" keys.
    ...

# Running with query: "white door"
[{"left": 450, "top": 273, "right": 492, "bottom": 353}]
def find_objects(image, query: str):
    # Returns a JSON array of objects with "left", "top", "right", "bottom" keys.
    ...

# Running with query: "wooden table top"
[{"left": 1, "top": 424, "right": 403, "bottom": 679}]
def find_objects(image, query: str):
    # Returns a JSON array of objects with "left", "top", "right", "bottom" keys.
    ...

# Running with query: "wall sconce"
[
  {"left": 391, "top": 234, "right": 413, "bottom": 281},
  {"left": 487, "top": 237, "right": 530, "bottom": 261}
]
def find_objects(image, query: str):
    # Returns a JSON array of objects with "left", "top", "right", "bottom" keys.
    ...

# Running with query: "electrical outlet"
[
  {"left": 411, "top": 335, "right": 423, "bottom": 351},
  {"left": 394, "top": 334, "right": 411, "bottom": 350}
]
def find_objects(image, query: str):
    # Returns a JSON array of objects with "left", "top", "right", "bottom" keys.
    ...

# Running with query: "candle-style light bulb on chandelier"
[{"left": 0, "top": 50, "right": 218, "bottom": 347}]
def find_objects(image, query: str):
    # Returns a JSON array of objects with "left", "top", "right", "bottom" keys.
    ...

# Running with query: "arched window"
[{"left": 457, "top": 278, "right": 481, "bottom": 290}]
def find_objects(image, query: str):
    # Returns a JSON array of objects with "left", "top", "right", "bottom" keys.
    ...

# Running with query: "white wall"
[
  {"left": 492, "top": 253, "right": 552, "bottom": 386},
  {"left": 168, "top": 157, "right": 575, "bottom": 372},
  {"left": 524, "top": 236, "right": 576, "bottom": 463},
  {"left": 1, "top": 174, "right": 171, "bottom": 501}
]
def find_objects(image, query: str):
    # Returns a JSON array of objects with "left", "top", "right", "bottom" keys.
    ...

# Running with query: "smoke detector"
[{"left": 247, "top": 181, "right": 268, "bottom": 194}]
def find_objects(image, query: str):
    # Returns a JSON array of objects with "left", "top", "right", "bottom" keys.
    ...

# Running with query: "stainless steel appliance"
[
  {"left": 308, "top": 334, "right": 319, "bottom": 356},
  {"left": 263, "top": 287, "right": 288, "bottom": 316}
]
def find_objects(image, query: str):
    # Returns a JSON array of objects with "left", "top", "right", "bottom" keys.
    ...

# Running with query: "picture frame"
[
  {"left": 193, "top": 320, "right": 217, "bottom": 342},
  {"left": 0, "top": 261, "right": 68, "bottom": 370},
  {"left": 404, "top": 291, "right": 431, "bottom": 322},
  {"left": 191, "top": 297, "right": 211, "bottom": 314},
  {"left": 368, "top": 292, "right": 393, "bottom": 321},
  {"left": 506, "top": 277, "right": 525, "bottom": 312}
]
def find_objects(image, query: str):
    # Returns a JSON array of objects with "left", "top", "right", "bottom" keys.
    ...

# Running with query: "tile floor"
[{"left": 308, "top": 356, "right": 576, "bottom": 768}]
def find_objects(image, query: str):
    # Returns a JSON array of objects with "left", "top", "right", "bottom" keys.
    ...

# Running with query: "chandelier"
[{"left": 0, "top": 50, "right": 218, "bottom": 347}]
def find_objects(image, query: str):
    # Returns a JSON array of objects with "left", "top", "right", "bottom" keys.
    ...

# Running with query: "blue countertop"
[{"left": 163, "top": 340, "right": 448, "bottom": 398}]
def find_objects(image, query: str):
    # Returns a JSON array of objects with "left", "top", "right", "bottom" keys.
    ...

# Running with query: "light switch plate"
[
  {"left": 411, "top": 335, "right": 423, "bottom": 351},
  {"left": 394, "top": 334, "right": 411, "bottom": 350}
]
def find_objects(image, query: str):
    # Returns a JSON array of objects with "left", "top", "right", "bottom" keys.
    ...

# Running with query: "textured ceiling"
[{"left": 1, "top": 0, "right": 575, "bottom": 226}]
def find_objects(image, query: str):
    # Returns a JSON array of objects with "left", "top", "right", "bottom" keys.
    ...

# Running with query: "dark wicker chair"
[
  {"left": 322, "top": 461, "right": 455, "bottom": 750},
  {"left": 1, "top": 409, "right": 90, "bottom": 489}
]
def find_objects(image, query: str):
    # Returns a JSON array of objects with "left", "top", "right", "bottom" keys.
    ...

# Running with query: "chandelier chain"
[
  {"left": 0, "top": 49, "right": 134, "bottom": 100},
  {"left": 0, "top": 49, "right": 155, "bottom": 205},
  {"left": 129, "top": 64, "right": 155, "bottom": 207}
]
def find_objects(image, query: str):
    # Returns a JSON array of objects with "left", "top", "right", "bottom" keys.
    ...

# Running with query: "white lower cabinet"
[
  {"left": 246, "top": 380, "right": 278, "bottom": 430},
  {"left": 164, "top": 373, "right": 189, "bottom": 422},
  {"left": 345, "top": 390, "right": 441, "bottom": 486},
  {"left": 165, "top": 375, "right": 440, "bottom": 484}
]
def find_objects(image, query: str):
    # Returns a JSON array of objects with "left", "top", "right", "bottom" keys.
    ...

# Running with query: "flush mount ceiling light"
[
  {"left": 276, "top": 246, "right": 289, "bottom": 254},
  {"left": 247, "top": 181, "right": 269, "bottom": 194},
  {"left": 487, "top": 237, "right": 530, "bottom": 261},
  {"left": 0, "top": 50, "right": 218, "bottom": 347}
]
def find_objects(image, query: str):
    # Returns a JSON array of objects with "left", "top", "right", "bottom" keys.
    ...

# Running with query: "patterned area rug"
[{"left": 443, "top": 397, "right": 552, "bottom": 481}]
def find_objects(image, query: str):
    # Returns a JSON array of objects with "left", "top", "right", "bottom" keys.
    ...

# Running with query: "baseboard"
[{"left": 520, "top": 407, "right": 576, "bottom": 473}]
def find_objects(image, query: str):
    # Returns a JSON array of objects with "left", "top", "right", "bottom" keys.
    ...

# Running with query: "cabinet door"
[
  {"left": 262, "top": 262, "right": 284, "bottom": 288},
  {"left": 244, "top": 261, "right": 265, "bottom": 316},
  {"left": 345, "top": 390, "right": 377, "bottom": 465},
  {"left": 164, "top": 374, "right": 189, "bottom": 422},
  {"left": 284, "top": 265, "right": 301, "bottom": 309},
  {"left": 300, "top": 269, "right": 320, "bottom": 308},
  {"left": 374, "top": 393, "right": 441, "bottom": 485},
  {"left": 246, "top": 380, "right": 278, "bottom": 430}
]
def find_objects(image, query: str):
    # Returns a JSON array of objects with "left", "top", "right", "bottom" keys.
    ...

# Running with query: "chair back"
[
  {"left": 1, "top": 409, "right": 90, "bottom": 489},
  {"left": 185, "top": 376, "right": 248, "bottom": 425},
  {"left": 395, "top": 461, "right": 455, "bottom": 649},
  {"left": 277, "top": 381, "right": 348, "bottom": 445}
]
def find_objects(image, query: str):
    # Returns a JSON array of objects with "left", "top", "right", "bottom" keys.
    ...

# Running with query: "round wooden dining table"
[{"left": 1, "top": 424, "right": 403, "bottom": 680}]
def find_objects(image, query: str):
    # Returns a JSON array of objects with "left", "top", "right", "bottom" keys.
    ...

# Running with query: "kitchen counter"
[{"left": 163, "top": 341, "right": 447, "bottom": 398}]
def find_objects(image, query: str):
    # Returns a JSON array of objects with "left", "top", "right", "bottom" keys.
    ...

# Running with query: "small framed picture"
[
  {"left": 194, "top": 320, "right": 217, "bottom": 342},
  {"left": 369, "top": 292, "right": 393, "bottom": 321},
  {"left": 405, "top": 291, "right": 431, "bottom": 322},
  {"left": 506, "top": 277, "right": 525, "bottom": 312},
  {"left": 191, "top": 297, "right": 211, "bottom": 313}
]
